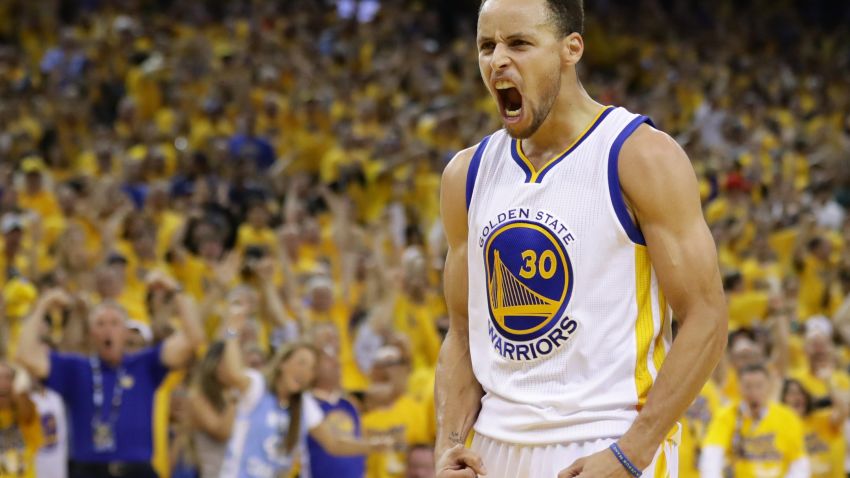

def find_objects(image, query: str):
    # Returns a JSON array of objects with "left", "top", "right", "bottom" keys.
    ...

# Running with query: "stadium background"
[{"left": 0, "top": 0, "right": 849, "bottom": 477}]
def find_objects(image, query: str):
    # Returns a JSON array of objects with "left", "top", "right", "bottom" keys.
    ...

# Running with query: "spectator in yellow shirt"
[
  {"left": 782, "top": 378, "right": 846, "bottom": 478},
  {"left": 362, "top": 344, "right": 428, "bottom": 478},
  {"left": 0, "top": 362, "right": 42, "bottom": 478},
  {"left": 16, "top": 157, "right": 60, "bottom": 222},
  {"left": 790, "top": 318, "right": 850, "bottom": 402},
  {"left": 679, "top": 379, "right": 721, "bottom": 478},
  {"left": 700, "top": 364, "right": 809, "bottom": 478},
  {"left": 795, "top": 235, "right": 840, "bottom": 321}
]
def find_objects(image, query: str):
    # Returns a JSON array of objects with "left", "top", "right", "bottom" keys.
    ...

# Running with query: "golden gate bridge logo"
[
  {"left": 489, "top": 250, "right": 559, "bottom": 326},
  {"left": 483, "top": 220, "right": 573, "bottom": 355}
]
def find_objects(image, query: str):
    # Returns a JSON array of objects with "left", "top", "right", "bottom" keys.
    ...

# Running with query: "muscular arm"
[
  {"left": 616, "top": 126, "right": 728, "bottom": 468},
  {"left": 434, "top": 147, "right": 484, "bottom": 458}
]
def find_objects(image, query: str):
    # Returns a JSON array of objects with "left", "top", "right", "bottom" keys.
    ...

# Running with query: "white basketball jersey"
[{"left": 465, "top": 106, "right": 672, "bottom": 445}]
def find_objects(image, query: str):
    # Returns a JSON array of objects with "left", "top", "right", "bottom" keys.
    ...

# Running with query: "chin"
[{"left": 504, "top": 118, "right": 538, "bottom": 140}]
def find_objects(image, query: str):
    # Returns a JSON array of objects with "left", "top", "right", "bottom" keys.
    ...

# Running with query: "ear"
[{"left": 560, "top": 32, "right": 584, "bottom": 66}]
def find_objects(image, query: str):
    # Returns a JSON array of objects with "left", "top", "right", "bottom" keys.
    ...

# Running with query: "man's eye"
[
  {"left": 479, "top": 42, "right": 495, "bottom": 51},
  {"left": 511, "top": 40, "right": 529, "bottom": 47}
]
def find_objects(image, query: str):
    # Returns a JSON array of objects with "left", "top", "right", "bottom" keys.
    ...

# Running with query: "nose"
[{"left": 490, "top": 42, "right": 511, "bottom": 71}]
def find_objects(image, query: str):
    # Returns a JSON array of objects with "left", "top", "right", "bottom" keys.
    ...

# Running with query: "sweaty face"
[{"left": 477, "top": 0, "right": 564, "bottom": 138}]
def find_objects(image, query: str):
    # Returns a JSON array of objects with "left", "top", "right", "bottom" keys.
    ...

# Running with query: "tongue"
[{"left": 505, "top": 88, "right": 522, "bottom": 111}]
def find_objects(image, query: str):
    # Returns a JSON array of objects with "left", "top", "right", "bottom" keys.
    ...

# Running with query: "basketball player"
[{"left": 435, "top": 1, "right": 728, "bottom": 477}]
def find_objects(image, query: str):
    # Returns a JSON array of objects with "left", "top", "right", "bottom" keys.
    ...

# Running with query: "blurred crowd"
[{"left": 0, "top": 0, "right": 847, "bottom": 477}]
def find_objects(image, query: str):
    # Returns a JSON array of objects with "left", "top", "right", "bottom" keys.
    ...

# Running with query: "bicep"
[
  {"left": 440, "top": 147, "right": 474, "bottom": 333},
  {"left": 621, "top": 127, "right": 725, "bottom": 321}
]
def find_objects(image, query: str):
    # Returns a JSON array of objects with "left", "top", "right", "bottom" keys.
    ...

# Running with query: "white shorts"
[{"left": 470, "top": 425, "right": 680, "bottom": 478}]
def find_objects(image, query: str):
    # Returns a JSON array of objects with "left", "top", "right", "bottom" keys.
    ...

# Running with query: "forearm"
[
  {"left": 321, "top": 434, "right": 374, "bottom": 456},
  {"left": 221, "top": 336, "right": 248, "bottom": 389},
  {"left": 261, "top": 282, "right": 289, "bottom": 328},
  {"left": 435, "top": 328, "right": 483, "bottom": 457},
  {"left": 176, "top": 294, "right": 204, "bottom": 348},
  {"left": 619, "top": 305, "right": 727, "bottom": 467},
  {"left": 16, "top": 304, "right": 49, "bottom": 378}
]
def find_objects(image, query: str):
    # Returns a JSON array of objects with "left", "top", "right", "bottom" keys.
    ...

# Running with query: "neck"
[
  {"left": 100, "top": 352, "right": 123, "bottom": 367},
  {"left": 520, "top": 80, "right": 601, "bottom": 168},
  {"left": 312, "top": 386, "right": 339, "bottom": 402},
  {"left": 745, "top": 401, "right": 766, "bottom": 418}
]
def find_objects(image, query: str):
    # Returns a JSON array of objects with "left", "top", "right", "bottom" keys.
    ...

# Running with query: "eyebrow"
[{"left": 477, "top": 32, "right": 534, "bottom": 44}]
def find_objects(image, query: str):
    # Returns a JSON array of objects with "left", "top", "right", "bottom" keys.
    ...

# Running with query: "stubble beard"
[{"left": 507, "top": 69, "right": 562, "bottom": 140}]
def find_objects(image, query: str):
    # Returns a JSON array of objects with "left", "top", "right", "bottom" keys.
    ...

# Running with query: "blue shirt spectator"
[
  {"left": 46, "top": 345, "right": 169, "bottom": 463},
  {"left": 307, "top": 395, "right": 366, "bottom": 478}
]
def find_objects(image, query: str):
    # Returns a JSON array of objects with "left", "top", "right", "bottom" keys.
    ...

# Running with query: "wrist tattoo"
[{"left": 449, "top": 431, "right": 463, "bottom": 445}]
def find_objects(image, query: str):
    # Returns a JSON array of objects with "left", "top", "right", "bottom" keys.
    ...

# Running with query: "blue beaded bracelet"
[{"left": 609, "top": 443, "right": 642, "bottom": 477}]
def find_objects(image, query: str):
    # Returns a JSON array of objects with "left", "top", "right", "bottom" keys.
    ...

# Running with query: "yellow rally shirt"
[{"left": 703, "top": 402, "right": 806, "bottom": 478}]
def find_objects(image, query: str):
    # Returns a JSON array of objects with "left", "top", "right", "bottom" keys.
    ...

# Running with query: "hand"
[
  {"left": 367, "top": 435, "right": 394, "bottom": 453},
  {"left": 255, "top": 257, "right": 275, "bottom": 281},
  {"left": 39, "top": 289, "right": 72, "bottom": 311},
  {"left": 558, "top": 448, "right": 635, "bottom": 478},
  {"left": 146, "top": 270, "right": 181, "bottom": 293},
  {"left": 436, "top": 444, "right": 487, "bottom": 478},
  {"left": 212, "top": 251, "right": 241, "bottom": 289},
  {"left": 225, "top": 301, "right": 250, "bottom": 333}
]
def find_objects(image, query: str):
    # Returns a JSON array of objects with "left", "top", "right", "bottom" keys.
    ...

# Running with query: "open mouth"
[{"left": 496, "top": 81, "right": 523, "bottom": 122}]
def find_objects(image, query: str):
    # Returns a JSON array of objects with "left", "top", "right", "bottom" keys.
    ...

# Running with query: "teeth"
[
  {"left": 495, "top": 80, "right": 515, "bottom": 90},
  {"left": 506, "top": 108, "right": 521, "bottom": 117}
]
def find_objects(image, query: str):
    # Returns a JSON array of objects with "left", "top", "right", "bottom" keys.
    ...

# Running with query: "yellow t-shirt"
[
  {"left": 703, "top": 402, "right": 807, "bottom": 478},
  {"left": 803, "top": 409, "right": 845, "bottom": 478},
  {"left": 406, "top": 366, "right": 436, "bottom": 444},
  {"left": 797, "top": 255, "right": 833, "bottom": 320},
  {"left": 235, "top": 225, "right": 277, "bottom": 254},
  {"left": 152, "top": 372, "right": 186, "bottom": 478},
  {"left": 393, "top": 294, "right": 441, "bottom": 372},
  {"left": 727, "top": 290, "right": 770, "bottom": 331},
  {"left": 680, "top": 380, "right": 721, "bottom": 478},
  {"left": 17, "top": 189, "right": 61, "bottom": 221},
  {"left": 0, "top": 407, "right": 43, "bottom": 478},
  {"left": 362, "top": 395, "right": 428, "bottom": 478},
  {"left": 789, "top": 368, "right": 850, "bottom": 400}
]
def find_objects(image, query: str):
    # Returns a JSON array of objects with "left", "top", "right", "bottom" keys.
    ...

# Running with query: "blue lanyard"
[{"left": 89, "top": 355, "right": 126, "bottom": 425}]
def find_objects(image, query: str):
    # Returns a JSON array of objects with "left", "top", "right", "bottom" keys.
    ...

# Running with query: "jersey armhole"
[
  {"left": 607, "top": 116, "right": 654, "bottom": 246},
  {"left": 465, "top": 135, "right": 492, "bottom": 210}
]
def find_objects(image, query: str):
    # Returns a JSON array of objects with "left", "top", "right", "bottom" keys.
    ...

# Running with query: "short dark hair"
[
  {"left": 480, "top": 0, "right": 585, "bottom": 36},
  {"left": 739, "top": 363, "right": 769, "bottom": 379}
]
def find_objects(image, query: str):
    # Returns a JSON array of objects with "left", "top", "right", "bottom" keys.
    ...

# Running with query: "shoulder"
[
  {"left": 441, "top": 141, "right": 487, "bottom": 243},
  {"left": 49, "top": 351, "right": 88, "bottom": 371},
  {"left": 713, "top": 403, "right": 737, "bottom": 421},
  {"left": 125, "top": 344, "right": 166, "bottom": 367},
  {"left": 618, "top": 124, "right": 694, "bottom": 189},
  {"left": 616, "top": 123, "right": 701, "bottom": 220},
  {"left": 441, "top": 144, "right": 480, "bottom": 192},
  {"left": 771, "top": 402, "right": 803, "bottom": 425}
]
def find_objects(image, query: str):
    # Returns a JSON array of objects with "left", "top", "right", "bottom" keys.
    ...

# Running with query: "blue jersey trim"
[
  {"left": 608, "top": 115, "right": 655, "bottom": 246},
  {"left": 466, "top": 135, "right": 492, "bottom": 210}
]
